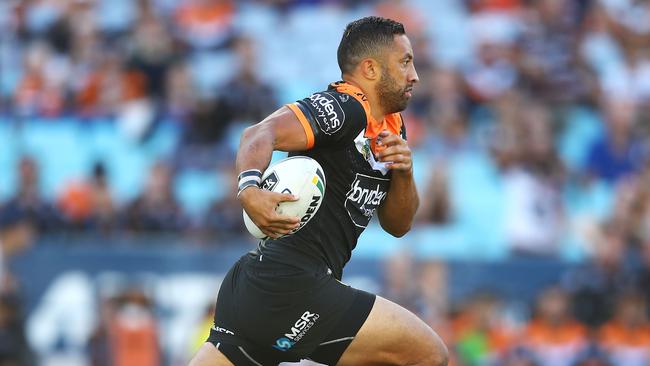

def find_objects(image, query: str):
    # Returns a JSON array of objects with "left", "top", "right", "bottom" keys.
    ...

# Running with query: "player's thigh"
[
  {"left": 188, "top": 342, "right": 234, "bottom": 366},
  {"left": 337, "top": 296, "right": 448, "bottom": 366}
]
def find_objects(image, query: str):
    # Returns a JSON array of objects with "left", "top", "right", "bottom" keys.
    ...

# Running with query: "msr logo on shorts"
[
  {"left": 211, "top": 324, "right": 235, "bottom": 335},
  {"left": 309, "top": 92, "right": 345, "bottom": 135},
  {"left": 272, "top": 311, "right": 320, "bottom": 351}
]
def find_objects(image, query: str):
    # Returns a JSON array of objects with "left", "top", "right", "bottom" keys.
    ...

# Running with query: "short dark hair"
[{"left": 337, "top": 16, "right": 405, "bottom": 75}]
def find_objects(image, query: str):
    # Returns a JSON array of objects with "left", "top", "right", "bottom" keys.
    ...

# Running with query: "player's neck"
[{"left": 342, "top": 77, "right": 387, "bottom": 122}]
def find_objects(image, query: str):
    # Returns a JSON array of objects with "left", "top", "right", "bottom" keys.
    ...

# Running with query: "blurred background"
[{"left": 1, "top": 0, "right": 650, "bottom": 365}]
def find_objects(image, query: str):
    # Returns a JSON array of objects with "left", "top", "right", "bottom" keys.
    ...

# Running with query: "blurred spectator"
[
  {"left": 57, "top": 161, "right": 117, "bottom": 233},
  {"left": 462, "top": 29, "right": 517, "bottom": 105},
  {"left": 582, "top": 3, "right": 650, "bottom": 106},
  {"left": 124, "top": 161, "right": 187, "bottom": 233},
  {"left": 173, "top": 0, "right": 235, "bottom": 50},
  {"left": 75, "top": 50, "right": 152, "bottom": 128},
  {"left": 416, "top": 163, "right": 453, "bottom": 226},
  {"left": 89, "top": 287, "right": 160, "bottom": 366},
  {"left": 607, "top": 164, "right": 650, "bottom": 246},
  {"left": 417, "top": 261, "right": 449, "bottom": 328},
  {"left": 451, "top": 292, "right": 515, "bottom": 366},
  {"left": 516, "top": 0, "right": 592, "bottom": 105},
  {"left": 597, "top": 291, "right": 650, "bottom": 366},
  {"left": 89, "top": 162, "right": 118, "bottom": 234},
  {"left": 600, "top": 0, "right": 650, "bottom": 60},
  {"left": 562, "top": 223, "right": 636, "bottom": 327},
  {"left": 5, "top": 156, "right": 62, "bottom": 233},
  {"left": 416, "top": 68, "right": 470, "bottom": 153},
  {"left": 522, "top": 286, "right": 588, "bottom": 366},
  {"left": 0, "top": 205, "right": 35, "bottom": 295},
  {"left": 165, "top": 61, "right": 196, "bottom": 120},
  {"left": 14, "top": 41, "right": 67, "bottom": 117},
  {"left": 503, "top": 101, "right": 565, "bottom": 256},
  {"left": 0, "top": 294, "right": 33, "bottom": 366},
  {"left": 218, "top": 36, "right": 278, "bottom": 125},
  {"left": 176, "top": 35, "right": 277, "bottom": 169},
  {"left": 88, "top": 296, "right": 111, "bottom": 366},
  {"left": 585, "top": 96, "right": 646, "bottom": 184},
  {"left": 128, "top": 14, "right": 174, "bottom": 102},
  {"left": 383, "top": 251, "right": 420, "bottom": 314},
  {"left": 68, "top": 24, "right": 103, "bottom": 116},
  {"left": 373, "top": 0, "right": 425, "bottom": 37}
]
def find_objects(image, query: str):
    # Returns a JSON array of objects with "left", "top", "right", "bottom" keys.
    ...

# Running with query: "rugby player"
[{"left": 189, "top": 16, "right": 448, "bottom": 366}]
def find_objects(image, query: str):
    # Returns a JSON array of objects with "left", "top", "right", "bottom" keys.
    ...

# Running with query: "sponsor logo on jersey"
[
  {"left": 272, "top": 311, "right": 320, "bottom": 351},
  {"left": 211, "top": 324, "right": 235, "bottom": 335},
  {"left": 345, "top": 174, "right": 390, "bottom": 228},
  {"left": 261, "top": 172, "right": 279, "bottom": 191},
  {"left": 338, "top": 93, "right": 350, "bottom": 103},
  {"left": 309, "top": 92, "right": 345, "bottom": 135}
]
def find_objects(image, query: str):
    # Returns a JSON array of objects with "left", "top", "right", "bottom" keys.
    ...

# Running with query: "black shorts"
[{"left": 207, "top": 253, "right": 376, "bottom": 365}]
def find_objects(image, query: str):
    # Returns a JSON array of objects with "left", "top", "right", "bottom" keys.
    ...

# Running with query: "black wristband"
[{"left": 237, "top": 169, "right": 262, "bottom": 197}]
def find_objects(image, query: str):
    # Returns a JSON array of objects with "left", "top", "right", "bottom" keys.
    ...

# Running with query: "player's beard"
[{"left": 376, "top": 69, "right": 410, "bottom": 114}]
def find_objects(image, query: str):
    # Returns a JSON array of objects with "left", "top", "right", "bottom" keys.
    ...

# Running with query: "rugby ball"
[{"left": 243, "top": 156, "right": 326, "bottom": 239}]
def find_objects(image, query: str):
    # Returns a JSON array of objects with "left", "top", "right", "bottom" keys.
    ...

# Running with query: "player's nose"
[{"left": 408, "top": 67, "right": 419, "bottom": 84}]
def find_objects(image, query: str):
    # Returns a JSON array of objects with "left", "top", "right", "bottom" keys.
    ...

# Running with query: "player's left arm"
[{"left": 376, "top": 130, "right": 419, "bottom": 237}]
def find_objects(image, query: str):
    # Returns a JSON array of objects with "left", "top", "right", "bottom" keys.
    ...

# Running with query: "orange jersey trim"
[{"left": 286, "top": 103, "right": 315, "bottom": 149}]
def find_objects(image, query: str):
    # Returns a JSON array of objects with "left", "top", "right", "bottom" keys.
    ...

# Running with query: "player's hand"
[
  {"left": 238, "top": 187, "right": 301, "bottom": 239},
  {"left": 375, "top": 130, "right": 412, "bottom": 174}
]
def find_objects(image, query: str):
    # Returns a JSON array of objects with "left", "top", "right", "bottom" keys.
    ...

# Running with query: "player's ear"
[{"left": 360, "top": 58, "right": 380, "bottom": 81}]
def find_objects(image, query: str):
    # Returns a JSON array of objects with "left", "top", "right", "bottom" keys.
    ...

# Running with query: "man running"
[{"left": 189, "top": 16, "right": 448, "bottom": 366}]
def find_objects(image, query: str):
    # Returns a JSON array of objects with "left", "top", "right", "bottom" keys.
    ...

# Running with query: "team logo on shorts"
[
  {"left": 272, "top": 311, "right": 320, "bottom": 351},
  {"left": 345, "top": 173, "right": 389, "bottom": 228},
  {"left": 309, "top": 92, "right": 345, "bottom": 135}
]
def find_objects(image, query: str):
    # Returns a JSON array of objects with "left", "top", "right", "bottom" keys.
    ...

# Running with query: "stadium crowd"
[{"left": 1, "top": 0, "right": 650, "bottom": 365}]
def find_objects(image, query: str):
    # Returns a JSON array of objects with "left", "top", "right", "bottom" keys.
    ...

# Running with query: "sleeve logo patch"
[{"left": 309, "top": 92, "right": 345, "bottom": 135}]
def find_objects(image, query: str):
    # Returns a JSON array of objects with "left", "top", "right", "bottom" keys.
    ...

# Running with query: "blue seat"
[
  {"left": 448, "top": 151, "right": 507, "bottom": 258},
  {"left": 21, "top": 120, "right": 93, "bottom": 199},
  {"left": 84, "top": 121, "right": 153, "bottom": 201},
  {"left": 354, "top": 223, "right": 402, "bottom": 259},
  {"left": 175, "top": 169, "right": 224, "bottom": 216},
  {"left": 189, "top": 51, "right": 236, "bottom": 98},
  {"left": 559, "top": 106, "right": 604, "bottom": 171},
  {"left": 0, "top": 120, "right": 18, "bottom": 201}
]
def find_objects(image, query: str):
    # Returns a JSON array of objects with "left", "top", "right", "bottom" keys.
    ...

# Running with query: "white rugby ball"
[{"left": 243, "top": 156, "right": 326, "bottom": 239}]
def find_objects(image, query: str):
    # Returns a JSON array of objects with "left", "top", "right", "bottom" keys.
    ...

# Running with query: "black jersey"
[{"left": 255, "top": 81, "right": 407, "bottom": 279}]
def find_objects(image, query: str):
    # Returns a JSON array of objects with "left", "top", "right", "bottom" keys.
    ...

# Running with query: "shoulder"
[
  {"left": 294, "top": 84, "right": 367, "bottom": 136},
  {"left": 306, "top": 91, "right": 356, "bottom": 134}
]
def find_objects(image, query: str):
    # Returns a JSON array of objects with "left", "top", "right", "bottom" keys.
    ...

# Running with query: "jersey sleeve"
[{"left": 286, "top": 91, "right": 366, "bottom": 149}]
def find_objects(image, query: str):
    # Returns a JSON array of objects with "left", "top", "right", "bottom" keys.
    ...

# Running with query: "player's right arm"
[{"left": 236, "top": 106, "right": 312, "bottom": 239}]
